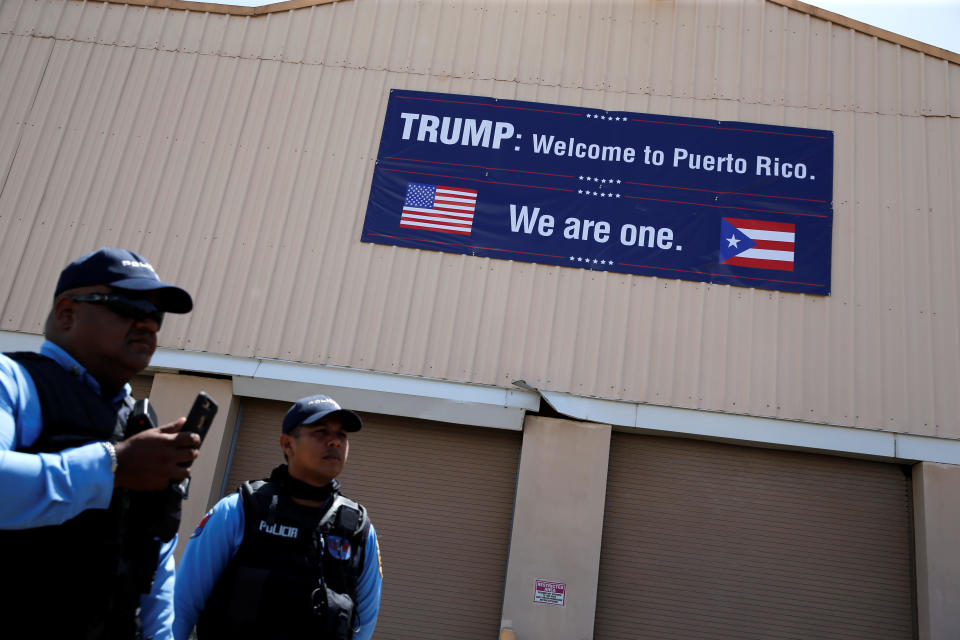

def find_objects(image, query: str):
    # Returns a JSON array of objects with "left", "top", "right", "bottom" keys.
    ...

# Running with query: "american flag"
[
  {"left": 400, "top": 182, "right": 478, "bottom": 235},
  {"left": 720, "top": 217, "right": 795, "bottom": 271}
]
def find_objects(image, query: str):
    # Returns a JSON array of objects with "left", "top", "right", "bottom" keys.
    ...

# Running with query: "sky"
[
  {"left": 195, "top": 0, "right": 959, "bottom": 56},
  {"left": 803, "top": 0, "right": 960, "bottom": 54}
]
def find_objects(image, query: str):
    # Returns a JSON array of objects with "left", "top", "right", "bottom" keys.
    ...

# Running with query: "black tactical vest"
[
  {"left": 197, "top": 468, "right": 369, "bottom": 640},
  {"left": 0, "top": 352, "right": 161, "bottom": 640}
]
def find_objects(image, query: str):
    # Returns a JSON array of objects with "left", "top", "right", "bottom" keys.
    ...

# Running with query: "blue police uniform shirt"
[
  {"left": 174, "top": 491, "right": 383, "bottom": 640},
  {"left": 0, "top": 340, "right": 176, "bottom": 640}
]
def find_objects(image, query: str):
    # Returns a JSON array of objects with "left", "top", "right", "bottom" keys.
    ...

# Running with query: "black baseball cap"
[
  {"left": 55, "top": 248, "right": 193, "bottom": 313},
  {"left": 282, "top": 394, "right": 363, "bottom": 434}
]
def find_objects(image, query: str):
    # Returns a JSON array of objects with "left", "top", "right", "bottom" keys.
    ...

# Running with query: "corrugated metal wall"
[{"left": 1, "top": 0, "right": 958, "bottom": 438}]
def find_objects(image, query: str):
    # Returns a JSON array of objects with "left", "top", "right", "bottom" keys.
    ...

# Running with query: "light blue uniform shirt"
[
  {"left": 174, "top": 491, "right": 382, "bottom": 640},
  {"left": 0, "top": 340, "right": 176, "bottom": 640}
]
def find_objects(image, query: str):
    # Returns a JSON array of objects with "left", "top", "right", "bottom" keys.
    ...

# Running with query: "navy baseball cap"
[
  {"left": 55, "top": 248, "right": 193, "bottom": 313},
  {"left": 282, "top": 394, "right": 363, "bottom": 434}
]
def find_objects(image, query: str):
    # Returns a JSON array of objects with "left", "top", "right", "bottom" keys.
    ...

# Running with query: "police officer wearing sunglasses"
[{"left": 0, "top": 248, "right": 201, "bottom": 639}]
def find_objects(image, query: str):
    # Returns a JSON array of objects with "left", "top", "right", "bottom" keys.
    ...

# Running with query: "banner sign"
[{"left": 361, "top": 90, "right": 834, "bottom": 294}]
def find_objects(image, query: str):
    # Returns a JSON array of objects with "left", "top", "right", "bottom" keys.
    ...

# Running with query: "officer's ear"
[
  {"left": 280, "top": 433, "right": 293, "bottom": 461},
  {"left": 49, "top": 295, "right": 77, "bottom": 334}
]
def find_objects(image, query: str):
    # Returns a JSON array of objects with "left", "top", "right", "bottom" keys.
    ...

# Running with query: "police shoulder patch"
[
  {"left": 326, "top": 535, "right": 352, "bottom": 560},
  {"left": 192, "top": 509, "right": 214, "bottom": 538}
]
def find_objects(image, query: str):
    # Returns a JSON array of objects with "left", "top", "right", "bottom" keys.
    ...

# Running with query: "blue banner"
[{"left": 361, "top": 90, "right": 834, "bottom": 294}]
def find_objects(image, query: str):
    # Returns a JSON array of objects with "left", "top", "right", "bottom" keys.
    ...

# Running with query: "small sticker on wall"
[{"left": 534, "top": 580, "right": 566, "bottom": 606}]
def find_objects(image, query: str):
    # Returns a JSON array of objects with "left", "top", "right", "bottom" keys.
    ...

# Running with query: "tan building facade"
[{"left": 1, "top": 0, "right": 958, "bottom": 637}]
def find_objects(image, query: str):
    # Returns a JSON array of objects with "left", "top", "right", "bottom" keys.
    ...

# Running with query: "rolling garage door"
[
  {"left": 594, "top": 432, "right": 916, "bottom": 640},
  {"left": 224, "top": 397, "right": 522, "bottom": 639},
  {"left": 129, "top": 374, "right": 153, "bottom": 402}
]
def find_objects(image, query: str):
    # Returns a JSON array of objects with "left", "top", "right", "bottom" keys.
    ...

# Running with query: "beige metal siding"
[
  {"left": 129, "top": 373, "right": 153, "bottom": 401},
  {"left": 595, "top": 431, "right": 916, "bottom": 639},
  {"left": 223, "top": 398, "right": 284, "bottom": 493},
  {"left": 225, "top": 397, "right": 522, "bottom": 639},
  {"left": 1, "top": 0, "right": 959, "bottom": 437}
]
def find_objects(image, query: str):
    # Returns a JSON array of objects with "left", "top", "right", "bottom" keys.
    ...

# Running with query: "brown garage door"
[
  {"left": 129, "top": 374, "right": 153, "bottom": 401},
  {"left": 594, "top": 432, "right": 916, "bottom": 640},
  {"left": 224, "top": 397, "right": 522, "bottom": 639}
]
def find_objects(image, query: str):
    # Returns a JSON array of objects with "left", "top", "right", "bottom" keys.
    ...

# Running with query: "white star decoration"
[
  {"left": 577, "top": 189, "right": 622, "bottom": 198},
  {"left": 576, "top": 189, "right": 622, "bottom": 197},
  {"left": 568, "top": 257, "right": 615, "bottom": 267},
  {"left": 576, "top": 176, "right": 624, "bottom": 197},
  {"left": 726, "top": 235, "right": 741, "bottom": 248},
  {"left": 579, "top": 175, "right": 622, "bottom": 184}
]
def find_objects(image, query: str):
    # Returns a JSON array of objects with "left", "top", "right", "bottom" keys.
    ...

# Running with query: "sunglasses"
[{"left": 71, "top": 293, "right": 165, "bottom": 328}]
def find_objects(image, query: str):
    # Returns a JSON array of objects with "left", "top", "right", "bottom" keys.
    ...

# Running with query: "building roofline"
[
  {"left": 83, "top": 0, "right": 340, "bottom": 18},
  {"left": 770, "top": 0, "right": 960, "bottom": 64},
  {"left": 81, "top": 0, "right": 959, "bottom": 65}
]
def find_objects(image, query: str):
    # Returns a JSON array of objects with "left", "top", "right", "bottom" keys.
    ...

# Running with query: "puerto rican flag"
[
  {"left": 400, "top": 182, "right": 478, "bottom": 235},
  {"left": 191, "top": 509, "right": 214, "bottom": 538},
  {"left": 719, "top": 217, "right": 795, "bottom": 271}
]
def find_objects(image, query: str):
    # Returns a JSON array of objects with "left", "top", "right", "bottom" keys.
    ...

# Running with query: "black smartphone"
[
  {"left": 176, "top": 392, "right": 219, "bottom": 482},
  {"left": 181, "top": 391, "right": 218, "bottom": 442}
]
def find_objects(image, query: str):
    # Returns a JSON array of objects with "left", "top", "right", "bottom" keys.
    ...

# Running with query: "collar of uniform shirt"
[{"left": 40, "top": 340, "right": 132, "bottom": 406}]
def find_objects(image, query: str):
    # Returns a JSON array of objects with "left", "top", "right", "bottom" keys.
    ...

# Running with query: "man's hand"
[{"left": 113, "top": 418, "right": 201, "bottom": 490}]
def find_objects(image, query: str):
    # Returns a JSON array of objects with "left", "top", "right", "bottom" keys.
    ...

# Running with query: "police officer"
[
  {"left": 0, "top": 248, "right": 201, "bottom": 639},
  {"left": 174, "top": 394, "right": 383, "bottom": 640}
]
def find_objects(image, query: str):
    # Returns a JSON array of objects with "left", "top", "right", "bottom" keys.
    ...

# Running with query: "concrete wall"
[
  {"left": 148, "top": 373, "right": 237, "bottom": 559},
  {"left": 500, "top": 416, "right": 611, "bottom": 640},
  {"left": 913, "top": 462, "right": 960, "bottom": 640}
]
